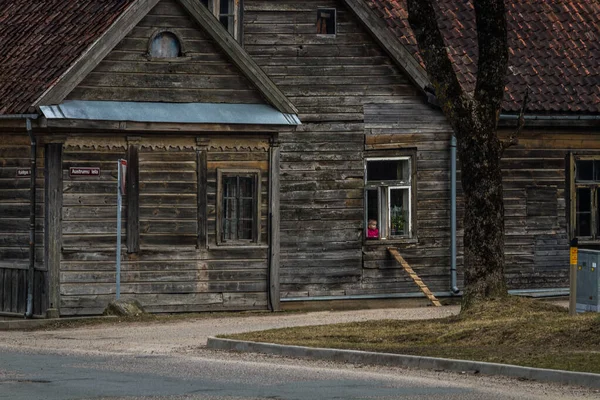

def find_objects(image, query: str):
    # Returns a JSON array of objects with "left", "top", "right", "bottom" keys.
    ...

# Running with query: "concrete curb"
[
  {"left": 207, "top": 337, "right": 600, "bottom": 389},
  {"left": 0, "top": 316, "right": 117, "bottom": 331}
]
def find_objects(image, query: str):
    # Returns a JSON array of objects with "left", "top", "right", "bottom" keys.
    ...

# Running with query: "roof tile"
[{"left": 366, "top": 0, "right": 600, "bottom": 114}]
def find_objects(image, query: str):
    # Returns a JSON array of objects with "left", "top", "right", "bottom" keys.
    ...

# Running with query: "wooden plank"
[
  {"left": 197, "top": 145, "right": 207, "bottom": 249},
  {"left": 178, "top": 0, "right": 298, "bottom": 114},
  {"left": 269, "top": 145, "right": 281, "bottom": 311},
  {"left": 387, "top": 248, "right": 442, "bottom": 307},
  {"left": 127, "top": 143, "right": 140, "bottom": 253},
  {"left": 44, "top": 143, "right": 62, "bottom": 315}
]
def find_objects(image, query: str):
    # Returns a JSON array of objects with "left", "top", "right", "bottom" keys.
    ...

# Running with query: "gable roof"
[
  {"left": 366, "top": 0, "right": 600, "bottom": 114},
  {"left": 0, "top": 0, "right": 297, "bottom": 116}
]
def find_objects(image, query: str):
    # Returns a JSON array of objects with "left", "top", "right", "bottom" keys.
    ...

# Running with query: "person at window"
[{"left": 367, "top": 219, "right": 379, "bottom": 239}]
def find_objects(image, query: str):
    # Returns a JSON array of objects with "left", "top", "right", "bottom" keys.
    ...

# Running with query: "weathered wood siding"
[
  {"left": 499, "top": 129, "right": 600, "bottom": 290},
  {"left": 67, "top": 0, "right": 265, "bottom": 104},
  {"left": 59, "top": 136, "right": 270, "bottom": 315},
  {"left": 0, "top": 134, "right": 46, "bottom": 315},
  {"left": 245, "top": 0, "right": 456, "bottom": 298}
]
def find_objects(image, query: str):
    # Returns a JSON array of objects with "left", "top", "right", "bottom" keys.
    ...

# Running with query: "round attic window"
[{"left": 149, "top": 31, "right": 182, "bottom": 58}]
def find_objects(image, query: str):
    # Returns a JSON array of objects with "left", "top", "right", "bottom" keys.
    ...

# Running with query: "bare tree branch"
[
  {"left": 406, "top": 0, "right": 469, "bottom": 130},
  {"left": 501, "top": 87, "right": 530, "bottom": 154},
  {"left": 473, "top": 0, "right": 509, "bottom": 112}
]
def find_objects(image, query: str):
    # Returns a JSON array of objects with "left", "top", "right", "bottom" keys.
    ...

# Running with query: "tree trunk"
[
  {"left": 458, "top": 119, "right": 508, "bottom": 309},
  {"left": 406, "top": 0, "right": 510, "bottom": 310}
]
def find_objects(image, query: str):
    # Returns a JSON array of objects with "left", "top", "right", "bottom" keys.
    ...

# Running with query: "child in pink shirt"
[{"left": 367, "top": 219, "right": 379, "bottom": 239}]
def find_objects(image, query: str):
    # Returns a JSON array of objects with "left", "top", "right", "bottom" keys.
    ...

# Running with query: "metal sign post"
[
  {"left": 116, "top": 159, "right": 127, "bottom": 300},
  {"left": 569, "top": 238, "right": 578, "bottom": 315}
]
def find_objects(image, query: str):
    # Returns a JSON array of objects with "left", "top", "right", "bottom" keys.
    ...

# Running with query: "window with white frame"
[
  {"left": 365, "top": 157, "right": 413, "bottom": 240},
  {"left": 203, "top": 0, "right": 242, "bottom": 41}
]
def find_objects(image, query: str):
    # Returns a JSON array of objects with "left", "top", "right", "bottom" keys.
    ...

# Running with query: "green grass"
[{"left": 224, "top": 297, "right": 600, "bottom": 374}]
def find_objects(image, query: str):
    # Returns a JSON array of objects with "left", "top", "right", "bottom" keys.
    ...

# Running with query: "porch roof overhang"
[{"left": 40, "top": 100, "right": 301, "bottom": 126}]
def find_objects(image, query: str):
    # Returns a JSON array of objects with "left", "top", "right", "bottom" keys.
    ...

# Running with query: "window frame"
[
  {"left": 216, "top": 168, "right": 261, "bottom": 246},
  {"left": 146, "top": 29, "right": 187, "bottom": 60},
  {"left": 207, "top": 0, "right": 243, "bottom": 41},
  {"left": 316, "top": 8, "right": 337, "bottom": 37},
  {"left": 364, "top": 153, "right": 416, "bottom": 242},
  {"left": 570, "top": 154, "right": 600, "bottom": 243}
]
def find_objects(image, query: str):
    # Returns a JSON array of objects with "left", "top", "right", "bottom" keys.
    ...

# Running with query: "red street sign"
[
  {"left": 70, "top": 167, "right": 100, "bottom": 177},
  {"left": 119, "top": 159, "right": 127, "bottom": 195}
]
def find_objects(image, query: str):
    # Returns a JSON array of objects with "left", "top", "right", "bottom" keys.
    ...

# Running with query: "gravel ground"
[{"left": 0, "top": 306, "right": 460, "bottom": 355}]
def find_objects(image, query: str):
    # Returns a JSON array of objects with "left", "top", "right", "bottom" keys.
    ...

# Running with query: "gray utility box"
[{"left": 576, "top": 249, "right": 600, "bottom": 313}]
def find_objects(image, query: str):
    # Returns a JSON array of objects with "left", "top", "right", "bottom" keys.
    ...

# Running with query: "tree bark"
[{"left": 407, "top": 0, "right": 509, "bottom": 309}]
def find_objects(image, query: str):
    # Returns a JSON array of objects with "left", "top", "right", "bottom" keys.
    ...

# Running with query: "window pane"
[
  {"left": 220, "top": 0, "right": 229, "bottom": 14},
  {"left": 366, "top": 189, "right": 379, "bottom": 239},
  {"left": 576, "top": 188, "right": 591, "bottom": 236},
  {"left": 150, "top": 32, "right": 180, "bottom": 58},
  {"left": 578, "top": 188, "right": 591, "bottom": 212},
  {"left": 389, "top": 188, "right": 409, "bottom": 236},
  {"left": 239, "top": 220, "right": 253, "bottom": 240},
  {"left": 200, "top": 0, "right": 208, "bottom": 6},
  {"left": 595, "top": 161, "right": 600, "bottom": 181},
  {"left": 224, "top": 176, "right": 237, "bottom": 198},
  {"left": 367, "top": 160, "right": 410, "bottom": 182},
  {"left": 239, "top": 177, "right": 253, "bottom": 198},
  {"left": 576, "top": 160, "right": 594, "bottom": 181}
]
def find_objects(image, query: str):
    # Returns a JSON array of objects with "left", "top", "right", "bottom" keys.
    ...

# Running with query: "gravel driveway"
[{"left": 0, "top": 306, "right": 459, "bottom": 356}]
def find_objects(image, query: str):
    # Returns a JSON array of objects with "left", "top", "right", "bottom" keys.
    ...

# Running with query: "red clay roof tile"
[
  {"left": 0, "top": 0, "right": 135, "bottom": 114},
  {"left": 367, "top": 0, "right": 600, "bottom": 114}
]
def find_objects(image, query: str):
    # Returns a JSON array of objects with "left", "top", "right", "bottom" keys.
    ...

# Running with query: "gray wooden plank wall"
[
  {"left": 245, "top": 0, "right": 456, "bottom": 298},
  {"left": 66, "top": 0, "right": 265, "bottom": 104},
  {"left": 0, "top": 135, "right": 46, "bottom": 315},
  {"left": 59, "top": 140, "right": 269, "bottom": 315}
]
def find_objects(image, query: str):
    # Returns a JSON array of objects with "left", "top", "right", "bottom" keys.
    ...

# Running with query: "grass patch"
[{"left": 224, "top": 297, "right": 600, "bottom": 374}]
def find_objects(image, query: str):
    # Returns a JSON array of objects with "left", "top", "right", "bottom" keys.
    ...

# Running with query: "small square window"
[{"left": 317, "top": 8, "right": 336, "bottom": 35}]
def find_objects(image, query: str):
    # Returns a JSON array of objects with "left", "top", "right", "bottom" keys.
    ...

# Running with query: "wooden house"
[{"left": 0, "top": 0, "right": 598, "bottom": 317}]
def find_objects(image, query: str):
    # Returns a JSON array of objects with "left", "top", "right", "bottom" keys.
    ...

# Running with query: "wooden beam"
[
  {"left": 126, "top": 139, "right": 140, "bottom": 253},
  {"left": 177, "top": 0, "right": 298, "bottom": 115},
  {"left": 342, "top": 0, "right": 430, "bottom": 93},
  {"left": 44, "top": 142, "right": 63, "bottom": 317},
  {"left": 388, "top": 247, "right": 442, "bottom": 307},
  {"left": 197, "top": 139, "right": 208, "bottom": 250},
  {"left": 33, "top": 0, "right": 162, "bottom": 107},
  {"left": 268, "top": 143, "right": 281, "bottom": 311}
]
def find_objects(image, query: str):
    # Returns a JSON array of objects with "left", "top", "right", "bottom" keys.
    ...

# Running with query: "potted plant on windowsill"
[{"left": 390, "top": 206, "right": 405, "bottom": 236}]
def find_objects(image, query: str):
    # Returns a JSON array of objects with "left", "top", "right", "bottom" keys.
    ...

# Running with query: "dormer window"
[
  {"left": 204, "top": 0, "right": 242, "bottom": 41},
  {"left": 317, "top": 8, "right": 336, "bottom": 35},
  {"left": 148, "top": 31, "right": 183, "bottom": 58}
]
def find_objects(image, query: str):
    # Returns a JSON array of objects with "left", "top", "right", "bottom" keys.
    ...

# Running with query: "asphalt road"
[{"left": 0, "top": 306, "right": 597, "bottom": 399}]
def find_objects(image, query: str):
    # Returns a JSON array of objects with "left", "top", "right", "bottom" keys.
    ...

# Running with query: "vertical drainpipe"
[
  {"left": 25, "top": 117, "right": 37, "bottom": 318},
  {"left": 450, "top": 136, "right": 460, "bottom": 294}
]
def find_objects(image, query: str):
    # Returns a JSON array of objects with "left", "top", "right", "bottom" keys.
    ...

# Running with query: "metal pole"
[
  {"left": 450, "top": 136, "right": 459, "bottom": 294},
  {"left": 25, "top": 118, "right": 36, "bottom": 318},
  {"left": 569, "top": 238, "right": 578, "bottom": 315},
  {"left": 116, "top": 159, "right": 122, "bottom": 300}
]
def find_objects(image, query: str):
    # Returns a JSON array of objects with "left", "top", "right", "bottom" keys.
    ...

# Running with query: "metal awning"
[{"left": 40, "top": 100, "right": 301, "bottom": 126}]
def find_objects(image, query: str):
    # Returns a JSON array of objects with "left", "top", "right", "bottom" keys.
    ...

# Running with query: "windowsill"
[
  {"left": 209, "top": 244, "right": 269, "bottom": 250},
  {"left": 363, "top": 238, "right": 418, "bottom": 246}
]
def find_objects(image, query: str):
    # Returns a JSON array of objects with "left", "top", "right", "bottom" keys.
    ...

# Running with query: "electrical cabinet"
[{"left": 576, "top": 249, "right": 600, "bottom": 313}]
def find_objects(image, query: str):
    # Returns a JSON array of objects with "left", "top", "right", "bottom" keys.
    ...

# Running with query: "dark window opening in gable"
[
  {"left": 149, "top": 31, "right": 182, "bottom": 58},
  {"left": 205, "top": 0, "right": 242, "bottom": 42},
  {"left": 317, "top": 8, "right": 336, "bottom": 35}
]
